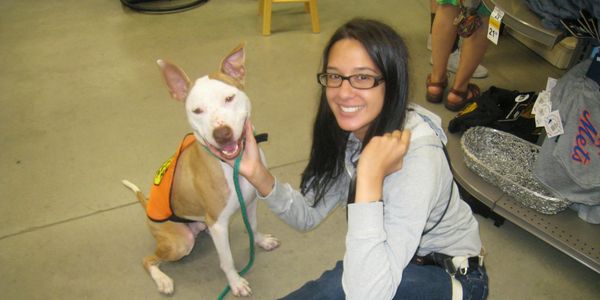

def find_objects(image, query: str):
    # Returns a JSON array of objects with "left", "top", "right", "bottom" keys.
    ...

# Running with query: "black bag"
[{"left": 448, "top": 86, "right": 539, "bottom": 143}]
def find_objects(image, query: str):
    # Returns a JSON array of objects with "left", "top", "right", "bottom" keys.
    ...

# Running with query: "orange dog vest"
[{"left": 147, "top": 134, "right": 197, "bottom": 223}]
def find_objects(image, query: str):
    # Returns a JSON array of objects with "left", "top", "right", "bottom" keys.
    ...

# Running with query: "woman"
[{"left": 233, "top": 18, "right": 488, "bottom": 299}]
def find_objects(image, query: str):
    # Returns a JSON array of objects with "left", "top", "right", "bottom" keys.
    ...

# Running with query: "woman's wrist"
[
  {"left": 354, "top": 171, "right": 383, "bottom": 203},
  {"left": 250, "top": 165, "right": 275, "bottom": 197}
]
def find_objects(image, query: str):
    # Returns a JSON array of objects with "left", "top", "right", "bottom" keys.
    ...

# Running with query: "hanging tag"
[
  {"left": 545, "top": 110, "right": 564, "bottom": 138},
  {"left": 533, "top": 90, "right": 550, "bottom": 115},
  {"left": 487, "top": 7, "right": 504, "bottom": 44},
  {"left": 533, "top": 90, "right": 552, "bottom": 127},
  {"left": 535, "top": 102, "right": 552, "bottom": 127},
  {"left": 545, "top": 77, "right": 558, "bottom": 91}
]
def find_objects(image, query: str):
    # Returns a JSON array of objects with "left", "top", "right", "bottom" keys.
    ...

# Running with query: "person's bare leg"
[
  {"left": 431, "top": 0, "right": 437, "bottom": 12},
  {"left": 447, "top": 16, "right": 490, "bottom": 105},
  {"left": 428, "top": 4, "right": 460, "bottom": 97},
  {"left": 427, "top": 0, "right": 437, "bottom": 50},
  {"left": 430, "top": 0, "right": 437, "bottom": 33}
]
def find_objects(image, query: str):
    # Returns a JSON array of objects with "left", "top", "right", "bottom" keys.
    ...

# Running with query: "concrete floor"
[{"left": 1, "top": 0, "right": 599, "bottom": 299}]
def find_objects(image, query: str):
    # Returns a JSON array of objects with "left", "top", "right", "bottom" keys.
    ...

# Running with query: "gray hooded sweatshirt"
[{"left": 258, "top": 104, "right": 482, "bottom": 299}]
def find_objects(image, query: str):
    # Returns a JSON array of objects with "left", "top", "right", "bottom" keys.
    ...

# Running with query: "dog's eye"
[
  {"left": 225, "top": 95, "right": 235, "bottom": 103},
  {"left": 192, "top": 108, "right": 203, "bottom": 114}
]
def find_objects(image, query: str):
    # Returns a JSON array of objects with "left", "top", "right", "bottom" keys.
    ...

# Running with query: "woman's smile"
[{"left": 340, "top": 104, "right": 365, "bottom": 113}]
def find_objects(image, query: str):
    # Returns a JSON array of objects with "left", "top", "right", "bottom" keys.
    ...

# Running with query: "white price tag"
[
  {"left": 533, "top": 90, "right": 550, "bottom": 113},
  {"left": 545, "top": 110, "right": 564, "bottom": 138},
  {"left": 535, "top": 102, "right": 552, "bottom": 127},
  {"left": 487, "top": 7, "right": 504, "bottom": 44},
  {"left": 545, "top": 77, "right": 558, "bottom": 91},
  {"left": 533, "top": 90, "right": 552, "bottom": 127}
]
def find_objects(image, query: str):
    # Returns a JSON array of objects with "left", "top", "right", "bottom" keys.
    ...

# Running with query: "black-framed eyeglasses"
[{"left": 317, "top": 73, "right": 384, "bottom": 89}]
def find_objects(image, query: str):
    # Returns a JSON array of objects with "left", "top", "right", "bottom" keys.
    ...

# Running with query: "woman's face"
[{"left": 325, "top": 38, "right": 385, "bottom": 141}]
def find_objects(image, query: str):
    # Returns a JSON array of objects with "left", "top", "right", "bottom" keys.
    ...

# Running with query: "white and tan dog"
[{"left": 122, "top": 43, "right": 279, "bottom": 296}]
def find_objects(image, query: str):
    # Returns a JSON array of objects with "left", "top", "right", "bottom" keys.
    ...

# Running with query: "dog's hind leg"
[
  {"left": 145, "top": 222, "right": 196, "bottom": 295},
  {"left": 245, "top": 198, "right": 280, "bottom": 251},
  {"left": 209, "top": 221, "right": 252, "bottom": 297}
]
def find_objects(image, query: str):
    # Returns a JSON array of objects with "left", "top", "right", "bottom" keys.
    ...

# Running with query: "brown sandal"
[
  {"left": 445, "top": 83, "right": 480, "bottom": 112},
  {"left": 426, "top": 74, "right": 448, "bottom": 103}
]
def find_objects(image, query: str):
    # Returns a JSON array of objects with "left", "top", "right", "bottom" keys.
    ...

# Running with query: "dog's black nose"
[{"left": 213, "top": 126, "right": 233, "bottom": 145}]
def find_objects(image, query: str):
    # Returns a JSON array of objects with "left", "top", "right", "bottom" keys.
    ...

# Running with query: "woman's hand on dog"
[{"left": 225, "top": 119, "right": 275, "bottom": 197}]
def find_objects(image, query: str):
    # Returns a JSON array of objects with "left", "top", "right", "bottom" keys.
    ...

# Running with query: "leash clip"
[{"left": 452, "top": 256, "right": 469, "bottom": 276}]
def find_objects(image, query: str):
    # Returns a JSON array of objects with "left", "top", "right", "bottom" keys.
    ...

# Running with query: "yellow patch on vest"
[{"left": 154, "top": 157, "right": 174, "bottom": 185}]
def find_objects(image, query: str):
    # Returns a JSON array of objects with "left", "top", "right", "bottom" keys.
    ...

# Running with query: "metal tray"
[{"left": 460, "top": 126, "right": 571, "bottom": 214}]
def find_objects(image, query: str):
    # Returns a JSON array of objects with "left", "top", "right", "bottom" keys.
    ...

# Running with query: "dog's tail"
[{"left": 121, "top": 180, "right": 148, "bottom": 208}]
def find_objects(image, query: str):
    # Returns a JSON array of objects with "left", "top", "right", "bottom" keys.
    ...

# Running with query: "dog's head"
[{"left": 157, "top": 43, "right": 250, "bottom": 161}]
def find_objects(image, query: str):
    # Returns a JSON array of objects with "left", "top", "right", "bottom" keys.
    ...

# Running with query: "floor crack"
[{"left": 0, "top": 201, "right": 138, "bottom": 241}]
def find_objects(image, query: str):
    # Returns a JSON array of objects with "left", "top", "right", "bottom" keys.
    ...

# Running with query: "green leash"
[{"left": 216, "top": 153, "right": 255, "bottom": 300}]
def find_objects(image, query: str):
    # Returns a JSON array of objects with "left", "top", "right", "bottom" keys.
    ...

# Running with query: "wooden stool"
[{"left": 259, "top": 0, "right": 320, "bottom": 36}]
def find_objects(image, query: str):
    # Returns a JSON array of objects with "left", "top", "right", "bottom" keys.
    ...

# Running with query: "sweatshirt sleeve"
[
  {"left": 257, "top": 178, "right": 345, "bottom": 231},
  {"left": 343, "top": 202, "right": 390, "bottom": 299},
  {"left": 342, "top": 145, "right": 446, "bottom": 300}
]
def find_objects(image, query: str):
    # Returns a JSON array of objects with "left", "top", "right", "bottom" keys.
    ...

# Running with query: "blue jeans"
[{"left": 279, "top": 260, "right": 488, "bottom": 300}]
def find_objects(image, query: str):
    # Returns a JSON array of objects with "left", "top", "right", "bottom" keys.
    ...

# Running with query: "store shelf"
[
  {"left": 482, "top": 0, "right": 566, "bottom": 47},
  {"left": 495, "top": 195, "right": 600, "bottom": 272},
  {"left": 445, "top": 132, "right": 600, "bottom": 274}
]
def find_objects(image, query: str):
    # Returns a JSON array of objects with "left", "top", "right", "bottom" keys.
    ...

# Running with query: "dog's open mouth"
[
  {"left": 207, "top": 130, "right": 246, "bottom": 161},
  {"left": 217, "top": 140, "right": 243, "bottom": 160}
]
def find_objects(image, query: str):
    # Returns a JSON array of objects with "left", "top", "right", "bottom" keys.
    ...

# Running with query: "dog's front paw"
[
  {"left": 229, "top": 276, "right": 252, "bottom": 297},
  {"left": 256, "top": 233, "right": 280, "bottom": 251}
]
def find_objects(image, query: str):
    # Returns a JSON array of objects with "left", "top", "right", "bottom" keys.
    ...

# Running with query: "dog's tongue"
[
  {"left": 219, "top": 142, "right": 241, "bottom": 160},
  {"left": 222, "top": 143, "right": 237, "bottom": 153}
]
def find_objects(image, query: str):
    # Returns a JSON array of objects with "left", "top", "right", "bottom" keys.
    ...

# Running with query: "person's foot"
[
  {"left": 429, "top": 49, "right": 489, "bottom": 79},
  {"left": 445, "top": 83, "right": 480, "bottom": 111},
  {"left": 426, "top": 74, "right": 448, "bottom": 103}
]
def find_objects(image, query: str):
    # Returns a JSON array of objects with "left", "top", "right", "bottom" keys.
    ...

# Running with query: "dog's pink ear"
[
  {"left": 220, "top": 43, "right": 246, "bottom": 85},
  {"left": 157, "top": 59, "right": 191, "bottom": 102}
]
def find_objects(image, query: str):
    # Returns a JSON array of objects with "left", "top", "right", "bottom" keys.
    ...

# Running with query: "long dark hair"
[{"left": 300, "top": 18, "right": 410, "bottom": 204}]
